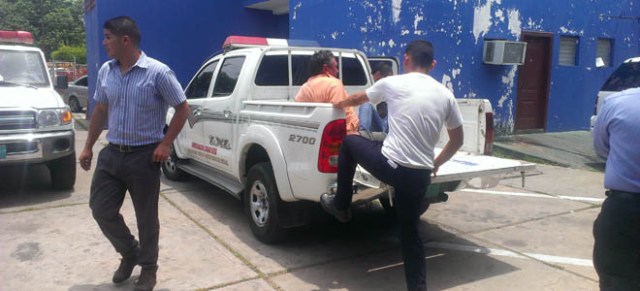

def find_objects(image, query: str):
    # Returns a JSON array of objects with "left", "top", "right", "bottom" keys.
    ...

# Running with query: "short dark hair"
[
  {"left": 104, "top": 16, "right": 141, "bottom": 46},
  {"left": 405, "top": 40, "right": 434, "bottom": 69},
  {"left": 373, "top": 63, "right": 393, "bottom": 77},
  {"left": 308, "top": 50, "right": 335, "bottom": 76}
]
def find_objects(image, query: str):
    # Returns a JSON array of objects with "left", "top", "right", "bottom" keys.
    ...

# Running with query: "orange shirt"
[{"left": 295, "top": 73, "right": 359, "bottom": 134}]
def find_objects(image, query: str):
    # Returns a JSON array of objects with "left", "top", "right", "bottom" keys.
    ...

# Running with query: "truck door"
[
  {"left": 200, "top": 55, "right": 246, "bottom": 173},
  {"left": 182, "top": 59, "right": 219, "bottom": 163}
]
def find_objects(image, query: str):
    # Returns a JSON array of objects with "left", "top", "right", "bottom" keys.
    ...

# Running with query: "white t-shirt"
[{"left": 366, "top": 72, "right": 463, "bottom": 169}]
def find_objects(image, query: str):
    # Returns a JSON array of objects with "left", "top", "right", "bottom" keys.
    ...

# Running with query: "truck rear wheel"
[
  {"left": 244, "top": 162, "right": 285, "bottom": 243},
  {"left": 162, "top": 145, "right": 188, "bottom": 181},
  {"left": 49, "top": 153, "right": 76, "bottom": 190}
]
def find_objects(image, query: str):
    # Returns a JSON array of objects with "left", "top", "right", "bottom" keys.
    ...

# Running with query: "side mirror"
[
  {"left": 56, "top": 75, "right": 68, "bottom": 89},
  {"left": 595, "top": 57, "right": 605, "bottom": 68}
]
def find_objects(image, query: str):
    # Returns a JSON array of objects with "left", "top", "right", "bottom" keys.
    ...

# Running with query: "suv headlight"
[{"left": 37, "top": 108, "right": 72, "bottom": 127}]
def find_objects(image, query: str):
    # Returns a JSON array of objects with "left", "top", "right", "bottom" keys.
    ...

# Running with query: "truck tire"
[
  {"left": 69, "top": 96, "right": 82, "bottom": 112},
  {"left": 49, "top": 153, "right": 76, "bottom": 190},
  {"left": 244, "top": 162, "right": 285, "bottom": 244},
  {"left": 161, "top": 145, "right": 188, "bottom": 181}
]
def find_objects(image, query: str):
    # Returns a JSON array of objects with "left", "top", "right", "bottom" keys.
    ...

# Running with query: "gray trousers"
[{"left": 89, "top": 144, "right": 160, "bottom": 268}]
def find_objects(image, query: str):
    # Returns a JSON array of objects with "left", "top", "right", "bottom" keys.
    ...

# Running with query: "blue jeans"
[
  {"left": 334, "top": 135, "right": 430, "bottom": 291},
  {"left": 593, "top": 191, "right": 640, "bottom": 291},
  {"left": 358, "top": 103, "right": 387, "bottom": 133}
]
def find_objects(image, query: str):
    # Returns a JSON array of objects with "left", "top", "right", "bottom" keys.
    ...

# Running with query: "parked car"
[
  {"left": 590, "top": 57, "right": 640, "bottom": 129},
  {"left": 62, "top": 75, "right": 88, "bottom": 112}
]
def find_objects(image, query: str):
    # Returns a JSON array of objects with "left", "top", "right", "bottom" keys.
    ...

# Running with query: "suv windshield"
[
  {"left": 601, "top": 62, "right": 640, "bottom": 92},
  {"left": 0, "top": 50, "right": 49, "bottom": 87}
]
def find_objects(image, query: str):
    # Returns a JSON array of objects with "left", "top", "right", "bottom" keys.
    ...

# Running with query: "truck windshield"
[{"left": 0, "top": 50, "right": 49, "bottom": 87}]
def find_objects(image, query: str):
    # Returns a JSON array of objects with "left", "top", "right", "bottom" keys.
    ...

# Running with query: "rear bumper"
[{"left": 0, "top": 130, "right": 75, "bottom": 165}]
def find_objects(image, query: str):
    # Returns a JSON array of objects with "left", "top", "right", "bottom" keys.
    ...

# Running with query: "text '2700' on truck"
[{"left": 163, "top": 36, "right": 536, "bottom": 243}]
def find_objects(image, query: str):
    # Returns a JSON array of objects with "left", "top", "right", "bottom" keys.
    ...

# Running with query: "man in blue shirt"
[
  {"left": 592, "top": 87, "right": 640, "bottom": 291},
  {"left": 78, "top": 16, "right": 190, "bottom": 291}
]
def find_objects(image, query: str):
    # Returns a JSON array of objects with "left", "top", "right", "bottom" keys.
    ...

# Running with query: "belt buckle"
[{"left": 118, "top": 144, "right": 133, "bottom": 153}]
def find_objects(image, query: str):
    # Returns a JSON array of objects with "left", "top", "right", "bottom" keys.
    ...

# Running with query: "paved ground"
[{"left": 0, "top": 118, "right": 604, "bottom": 290}]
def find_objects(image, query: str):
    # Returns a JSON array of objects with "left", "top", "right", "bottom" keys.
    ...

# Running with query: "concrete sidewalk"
[{"left": 494, "top": 131, "right": 605, "bottom": 172}]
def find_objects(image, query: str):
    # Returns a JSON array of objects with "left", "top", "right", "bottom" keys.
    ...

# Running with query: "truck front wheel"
[
  {"left": 244, "top": 162, "right": 285, "bottom": 244},
  {"left": 49, "top": 153, "right": 76, "bottom": 190},
  {"left": 161, "top": 145, "right": 188, "bottom": 181}
]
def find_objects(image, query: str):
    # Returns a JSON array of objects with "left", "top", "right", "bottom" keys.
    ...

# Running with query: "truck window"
[
  {"left": 255, "top": 55, "right": 288, "bottom": 86},
  {"left": 601, "top": 62, "right": 640, "bottom": 92},
  {"left": 213, "top": 56, "right": 245, "bottom": 97},
  {"left": 185, "top": 60, "right": 218, "bottom": 99},
  {"left": 0, "top": 50, "right": 49, "bottom": 86},
  {"left": 340, "top": 57, "right": 367, "bottom": 86},
  {"left": 254, "top": 53, "right": 367, "bottom": 86},
  {"left": 254, "top": 55, "right": 311, "bottom": 86}
]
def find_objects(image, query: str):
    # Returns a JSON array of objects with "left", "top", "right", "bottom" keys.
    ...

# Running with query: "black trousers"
[
  {"left": 334, "top": 135, "right": 431, "bottom": 291},
  {"left": 89, "top": 144, "right": 161, "bottom": 268},
  {"left": 593, "top": 191, "right": 640, "bottom": 291}
]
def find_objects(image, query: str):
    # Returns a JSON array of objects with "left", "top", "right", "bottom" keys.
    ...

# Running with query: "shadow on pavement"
[
  {"left": 0, "top": 164, "right": 72, "bottom": 210},
  {"left": 162, "top": 175, "right": 519, "bottom": 290}
]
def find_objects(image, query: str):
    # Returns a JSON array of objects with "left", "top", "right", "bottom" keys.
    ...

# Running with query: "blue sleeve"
[
  {"left": 592, "top": 101, "right": 611, "bottom": 160},
  {"left": 93, "top": 63, "right": 108, "bottom": 104},
  {"left": 157, "top": 67, "right": 187, "bottom": 107}
]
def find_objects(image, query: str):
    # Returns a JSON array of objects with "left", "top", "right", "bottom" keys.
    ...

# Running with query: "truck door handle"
[{"left": 223, "top": 110, "right": 232, "bottom": 119}]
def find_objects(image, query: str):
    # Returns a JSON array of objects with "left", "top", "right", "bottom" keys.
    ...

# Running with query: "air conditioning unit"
[{"left": 483, "top": 40, "right": 527, "bottom": 65}]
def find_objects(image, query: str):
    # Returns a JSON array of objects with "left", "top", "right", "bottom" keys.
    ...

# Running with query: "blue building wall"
[
  {"left": 83, "top": 0, "right": 288, "bottom": 115},
  {"left": 290, "top": 0, "right": 640, "bottom": 133},
  {"left": 83, "top": 0, "right": 639, "bottom": 133}
]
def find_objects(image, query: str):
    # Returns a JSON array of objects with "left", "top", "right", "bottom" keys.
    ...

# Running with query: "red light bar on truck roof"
[
  {"left": 0, "top": 30, "right": 34, "bottom": 45},
  {"left": 223, "top": 35, "right": 320, "bottom": 51}
]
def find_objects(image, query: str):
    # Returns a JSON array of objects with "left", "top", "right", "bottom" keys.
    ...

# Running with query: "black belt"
[
  {"left": 606, "top": 190, "right": 640, "bottom": 201},
  {"left": 109, "top": 143, "right": 158, "bottom": 153}
]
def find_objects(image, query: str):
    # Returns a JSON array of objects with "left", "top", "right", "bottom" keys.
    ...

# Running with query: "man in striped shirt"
[{"left": 78, "top": 16, "right": 190, "bottom": 291}]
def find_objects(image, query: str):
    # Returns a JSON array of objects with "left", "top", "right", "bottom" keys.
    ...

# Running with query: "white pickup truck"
[{"left": 163, "top": 36, "right": 535, "bottom": 243}]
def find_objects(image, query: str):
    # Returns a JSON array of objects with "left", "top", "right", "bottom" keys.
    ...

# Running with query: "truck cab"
[{"left": 0, "top": 31, "right": 76, "bottom": 190}]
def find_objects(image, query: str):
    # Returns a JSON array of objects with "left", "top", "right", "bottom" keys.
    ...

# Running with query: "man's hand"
[
  {"left": 79, "top": 148, "right": 93, "bottom": 171},
  {"left": 152, "top": 143, "right": 170, "bottom": 163}
]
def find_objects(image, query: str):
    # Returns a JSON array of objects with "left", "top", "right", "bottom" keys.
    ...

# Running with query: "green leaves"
[{"left": 0, "top": 0, "right": 85, "bottom": 62}]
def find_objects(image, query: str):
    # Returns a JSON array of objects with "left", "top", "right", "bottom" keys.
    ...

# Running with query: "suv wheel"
[
  {"left": 49, "top": 153, "right": 76, "bottom": 190},
  {"left": 69, "top": 96, "right": 82, "bottom": 112}
]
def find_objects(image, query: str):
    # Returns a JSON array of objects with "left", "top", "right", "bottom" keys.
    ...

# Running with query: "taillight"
[
  {"left": 318, "top": 119, "right": 346, "bottom": 173},
  {"left": 593, "top": 94, "right": 600, "bottom": 115},
  {"left": 484, "top": 112, "right": 494, "bottom": 155}
]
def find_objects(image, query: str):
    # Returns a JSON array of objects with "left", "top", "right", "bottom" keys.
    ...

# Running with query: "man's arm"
[
  {"left": 334, "top": 91, "right": 369, "bottom": 108},
  {"left": 79, "top": 102, "right": 108, "bottom": 171},
  {"left": 432, "top": 126, "right": 463, "bottom": 176},
  {"left": 152, "top": 101, "right": 191, "bottom": 163}
]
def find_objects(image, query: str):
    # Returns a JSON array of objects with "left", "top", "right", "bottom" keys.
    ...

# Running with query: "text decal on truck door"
[{"left": 289, "top": 134, "right": 316, "bottom": 145}]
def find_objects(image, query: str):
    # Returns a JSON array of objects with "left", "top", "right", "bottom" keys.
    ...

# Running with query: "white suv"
[
  {"left": 0, "top": 31, "right": 76, "bottom": 190},
  {"left": 590, "top": 57, "right": 640, "bottom": 129}
]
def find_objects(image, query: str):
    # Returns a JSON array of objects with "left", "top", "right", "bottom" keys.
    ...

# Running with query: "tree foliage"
[
  {"left": 51, "top": 44, "right": 86, "bottom": 63},
  {"left": 0, "top": 0, "right": 85, "bottom": 62}
]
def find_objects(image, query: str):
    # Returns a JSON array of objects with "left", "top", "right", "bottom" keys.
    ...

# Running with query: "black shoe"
[
  {"left": 320, "top": 193, "right": 352, "bottom": 223},
  {"left": 112, "top": 246, "right": 139, "bottom": 284},
  {"left": 112, "top": 257, "right": 137, "bottom": 284},
  {"left": 134, "top": 266, "right": 158, "bottom": 291}
]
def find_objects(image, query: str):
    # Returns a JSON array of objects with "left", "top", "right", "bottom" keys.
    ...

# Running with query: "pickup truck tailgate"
[{"left": 354, "top": 150, "right": 536, "bottom": 189}]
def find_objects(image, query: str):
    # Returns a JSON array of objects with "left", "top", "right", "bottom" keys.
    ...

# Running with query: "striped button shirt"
[{"left": 94, "top": 52, "right": 186, "bottom": 146}]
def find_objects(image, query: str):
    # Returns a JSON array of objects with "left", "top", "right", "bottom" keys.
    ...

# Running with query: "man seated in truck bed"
[{"left": 294, "top": 50, "right": 359, "bottom": 135}]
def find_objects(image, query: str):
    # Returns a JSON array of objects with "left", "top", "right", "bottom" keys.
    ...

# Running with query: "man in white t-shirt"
[{"left": 320, "top": 40, "right": 464, "bottom": 291}]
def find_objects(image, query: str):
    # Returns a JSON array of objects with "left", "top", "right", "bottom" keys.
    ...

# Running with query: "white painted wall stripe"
[
  {"left": 426, "top": 242, "right": 593, "bottom": 267},
  {"left": 460, "top": 188, "right": 604, "bottom": 203}
]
